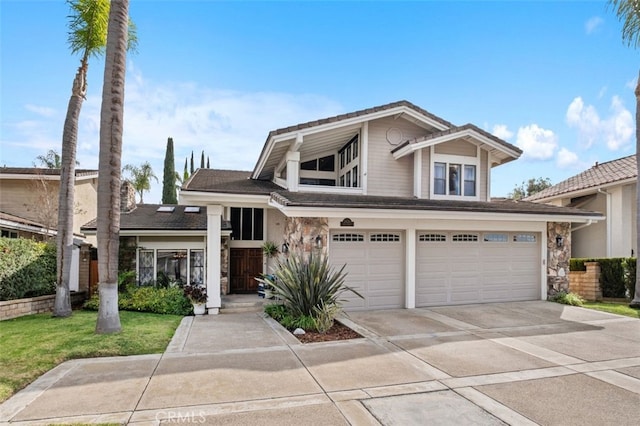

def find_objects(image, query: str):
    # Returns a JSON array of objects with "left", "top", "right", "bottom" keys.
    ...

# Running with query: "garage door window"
[
  {"left": 419, "top": 234, "right": 447, "bottom": 242},
  {"left": 513, "top": 234, "right": 536, "bottom": 243},
  {"left": 484, "top": 233, "right": 508, "bottom": 242},
  {"left": 333, "top": 233, "right": 364, "bottom": 242},
  {"left": 370, "top": 233, "right": 400, "bottom": 242},
  {"left": 452, "top": 234, "right": 479, "bottom": 242}
]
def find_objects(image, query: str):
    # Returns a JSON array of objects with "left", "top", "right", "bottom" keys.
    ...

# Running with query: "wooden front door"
[{"left": 230, "top": 248, "right": 263, "bottom": 293}]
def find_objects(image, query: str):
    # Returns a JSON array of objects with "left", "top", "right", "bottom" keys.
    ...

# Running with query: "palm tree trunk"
[
  {"left": 54, "top": 59, "right": 88, "bottom": 317},
  {"left": 631, "top": 71, "right": 640, "bottom": 308},
  {"left": 95, "top": 0, "right": 129, "bottom": 333}
]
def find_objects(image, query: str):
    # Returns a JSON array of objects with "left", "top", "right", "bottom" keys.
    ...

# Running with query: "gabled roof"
[
  {"left": 525, "top": 155, "right": 637, "bottom": 202},
  {"left": 269, "top": 191, "right": 602, "bottom": 219},
  {"left": 182, "top": 169, "right": 280, "bottom": 195},
  {"left": 252, "top": 100, "right": 457, "bottom": 180},
  {"left": 81, "top": 204, "right": 231, "bottom": 233},
  {"left": 391, "top": 123, "right": 521, "bottom": 166},
  {"left": 0, "top": 167, "right": 98, "bottom": 180}
]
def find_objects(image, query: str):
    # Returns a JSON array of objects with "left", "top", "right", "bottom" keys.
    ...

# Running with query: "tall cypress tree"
[
  {"left": 162, "top": 137, "right": 178, "bottom": 204},
  {"left": 200, "top": 150, "right": 205, "bottom": 168},
  {"left": 190, "top": 151, "right": 194, "bottom": 174},
  {"left": 207, "top": 156, "right": 210, "bottom": 168}
]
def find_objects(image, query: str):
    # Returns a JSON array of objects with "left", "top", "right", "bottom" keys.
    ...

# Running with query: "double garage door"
[{"left": 329, "top": 230, "right": 541, "bottom": 310}]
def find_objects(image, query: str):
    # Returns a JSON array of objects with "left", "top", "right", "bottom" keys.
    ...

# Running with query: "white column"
[
  {"left": 286, "top": 150, "right": 300, "bottom": 192},
  {"left": 405, "top": 228, "right": 416, "bottom": 309},
  {"left": 361, "top": 122, "right": 369, "bottom": 195},
  {"left": 206, "top": 205, "right": 223, "bottom": 314},
  {"left": 413, "top": 151, "right": 422, "bottom": 198}
]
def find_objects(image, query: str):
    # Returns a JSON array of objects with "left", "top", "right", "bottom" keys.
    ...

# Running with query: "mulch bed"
[{"left": 293, "top": 321, "right": 362, "bottom": 344}]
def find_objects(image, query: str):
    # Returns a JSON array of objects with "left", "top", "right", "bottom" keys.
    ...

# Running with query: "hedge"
[
  {"left": 0, "top": 237, "right": 56, "bottom": 301},
  {"left": 84, "top": 285, "right": 193, "bottom": 316},
  {"left": 570, "top": 257, "right": 637, "bottom": 298}
]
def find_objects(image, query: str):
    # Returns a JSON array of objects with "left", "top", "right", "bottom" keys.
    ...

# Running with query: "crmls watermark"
[{"left": 155, "top": 410, "right": 206, "bottom": 423}]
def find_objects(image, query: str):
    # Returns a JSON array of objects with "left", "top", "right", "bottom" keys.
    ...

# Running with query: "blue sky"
[{"left": 1, "top": 0, "right": 637, "bottom": 204}]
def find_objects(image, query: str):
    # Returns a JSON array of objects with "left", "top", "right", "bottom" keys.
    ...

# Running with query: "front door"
[{"left": 230, "top": 248, "right": 263, "bottom": 293}]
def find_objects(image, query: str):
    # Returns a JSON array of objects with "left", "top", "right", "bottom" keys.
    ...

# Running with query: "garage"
[
  {"left": 416, "top": 231, "right": 541, "bottom": 307},
  {"left": 329, "top": 231, "right": 404, "bottom": 310}
]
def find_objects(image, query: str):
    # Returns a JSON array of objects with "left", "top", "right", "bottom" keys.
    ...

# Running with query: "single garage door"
[
  {"left": 329, "top": 231, "right": 404, "bottom": 310},
  {"left": 416, "top": 231, "right": 540, "bottom": 307}
]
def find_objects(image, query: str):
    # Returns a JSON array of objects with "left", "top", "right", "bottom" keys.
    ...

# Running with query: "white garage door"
[
  {"left": 329, "top": 231, "right": 404, "bottom": 310},
  {"left": 416, "top": 231, "right": 540, "bottom": 307}
]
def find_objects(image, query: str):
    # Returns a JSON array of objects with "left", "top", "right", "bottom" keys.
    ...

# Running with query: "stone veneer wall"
[
  {"left": 284, "top": 217, "right": 329, "bottom": 256},
  {"left": 547, "top": 222, "right": 571, "bottom": 296},
  {"left": 569, "top": 262, "right": 602, "bottom": 301},
  {"left": 0, "top": 293, "right": 87, "bottom": 321},
  {"left": 220, "top": 237, "right": 229, "bottom": 295}
]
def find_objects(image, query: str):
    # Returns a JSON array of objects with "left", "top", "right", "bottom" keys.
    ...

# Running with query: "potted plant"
[
  {"left": 261, "top": 241, "right": 279, "bottom": 258},
  {"left": 183, "top": 284, "right": 208, "bottom": 315}
]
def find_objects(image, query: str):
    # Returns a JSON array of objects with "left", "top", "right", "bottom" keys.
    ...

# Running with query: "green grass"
[
  {"left": 0, "top": 310, "right": 183, "bottom": 403},
  {"left": 582, "top": 301, "right": 640, "bottom": 319}
]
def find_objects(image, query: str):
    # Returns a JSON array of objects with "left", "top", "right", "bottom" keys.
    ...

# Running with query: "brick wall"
[
  {"left": 569, "top": 262, "right": 602, "bottom": 301},
  {"left": 0, "top": 293, "right": 87, "bottom": 320}
]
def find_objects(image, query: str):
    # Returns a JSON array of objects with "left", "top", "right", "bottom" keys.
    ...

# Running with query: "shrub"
[
  {"left": 598, "top": 258, "right": 626, "bottom": 298},
  {"left": 0, "top": 238, "right": 56, "bottom": 301},
  {"left": 624, "top": 258, "right": 637, "bottom": 299},
  {"left": 550, "top": 291, "right": 584, "bottom": 306},
  {"left": 264, "top": 303, "right": 287, "bottom": 321},
  {"left": 84, "top": 285, "right": 192, "bottom": 315}
]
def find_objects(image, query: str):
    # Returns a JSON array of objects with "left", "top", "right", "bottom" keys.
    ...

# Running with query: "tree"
[
  {"left": 200, "top": 150, "right": 205, "bottom": 169},
  {"left": 54, "top": 0, "right": 136, "bottom": 317},
  {"left": 207, "top": 156, "right": 210, "bottom": 168},
  {"left": 34, "top": 150, "right": 62, "bottom": 168},
  {"left": 122, "top": 162, "right": 158, "bottom": 204},
  {"left": 608, "top": 0, "right": 640, "bottom": 308},
  {"left": 96, "top": 0, "right": 130, "bottom": 334},
  {"left": 508, "top": 177, "right": 552, "bottom": 200},
  {"left": 162, "top": 137, "right": 178, "bottom": 204},
  {"left": 190, "top": 151, "right": 195, "bottom": 174}
]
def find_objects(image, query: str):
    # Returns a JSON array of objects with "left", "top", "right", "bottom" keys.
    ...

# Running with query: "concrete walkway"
[{"left": 1, "top": 301, "right": 640, "bottom": 425}]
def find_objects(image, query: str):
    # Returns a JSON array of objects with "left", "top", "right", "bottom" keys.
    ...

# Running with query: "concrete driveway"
[{"left": 1, "top": 301, "right": 639, "bottom": 425}]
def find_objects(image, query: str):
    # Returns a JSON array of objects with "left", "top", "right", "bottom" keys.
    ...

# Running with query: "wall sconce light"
[
  {"left": 556, "top": 236, "right": 564, "bottom": 248},
  {"left": 315, "top": 235, "right": 322, "bottom": 249},
  {"left": 281, "top": 242, "right": 289, "bottom": 254}
]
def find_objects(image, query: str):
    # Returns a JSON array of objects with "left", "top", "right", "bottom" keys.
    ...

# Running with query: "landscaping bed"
[{"left": 292, "top": 320, "right": 362, "bottom": 344}]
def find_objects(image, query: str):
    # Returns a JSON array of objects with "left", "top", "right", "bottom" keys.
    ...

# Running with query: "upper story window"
[
  {"left": 339, "top": 135, "right": 359, "bottom": 188},
  {"left": 431, "top": 153, "right": 479, "bottom": 200},
  {"left": 300, "top": 154, "right": 336, "bottom": 186},
  {"left": 230, "top": 207, "right": 264, "bottom": 240}
]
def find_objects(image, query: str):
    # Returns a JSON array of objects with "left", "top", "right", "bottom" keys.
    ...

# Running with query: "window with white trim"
[
  {"left": 431, "top": 152, "right": 479, "bottom": 199},
  {"left": 484, "top": 233, "right": 508, "bottom": 242},
  {"left": 513, "top": 233, "right": 536, "bottom": 243},
  {"left": 230, "top": 207, "right": 264, "bottom": 240},
  {"left": 338, "top": 135, "right": 359, "bottom": 188}
]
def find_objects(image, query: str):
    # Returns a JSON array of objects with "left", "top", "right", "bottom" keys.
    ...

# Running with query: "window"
[
  {"left": 318, "top": 155, "right": 335, "bottom": 172},
  {"left": 419, "top": 234, "right": 447, "bottom": 242},
  {"left": 157, "top": 250, "right": 187, "bottom": 285},
  {"left": 332, "top": 233, "right": 364, "bottom": 242},
  {"left": 338, "top": 135, "right": 359, "bottom": 188},
  {"left": 138, "top": 249, "right": 205, "bottom": 287},
  {"left": 301, "top": 159, "right": 317, "bottom": 170},
  {"left": 300, "top": 178, "right": 336, "bottom": 186},
  {"left": 433, "top": 159, "right": 477, "bottom": 198},
  {"left": 513, "top": 234, "right": 536, "bottom": 243},
  {"left": 484, "top": 233, "right": 508, "bottom": 242},
  {"left": 184, "top": 206, "right": 200, "bottom": 213},
  {"left": 157, "top": 206, "right": 175, "bottom": 212},
  {"left": 1, "top": 229, "right": 18, "bottom": 238},
  {"left": 230, "top": 207, "right": 264, "bottom": 241},
  {"left": 345, "top": 171, "right": 351, "bottom": 187},
  {"left": 452, "top": 234, "right": 478, "bottom": 242},
  {"left": 370, "top": 233, "right": 400, "bottom": 242},
  {"left": 139, "top": 250, "right": 154, "bottom": 285},
  {"left": 190, "top": 250, "right": 205, "bottom": 285},
  {"left": 352, "top": 166, "right": 358, "bottom": 187}
]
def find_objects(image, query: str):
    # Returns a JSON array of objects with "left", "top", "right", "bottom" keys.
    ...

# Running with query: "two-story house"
[{"left": 178, "top": 101, "right": 603, "bottom": 313}]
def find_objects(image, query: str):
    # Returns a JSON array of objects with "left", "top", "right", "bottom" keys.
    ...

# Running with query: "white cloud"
[
  {"left": 491, "top": 124, "right": 513, "bottom": 140},
  {"left": 585, "top": 16, "right": 603, "bottom": 34},
  {"left": 565, "top": 96, "right": 633, "bottom": 151},
  {"left": 25, "top": 104, "right": 57, "bottom": 118},
  {"left": 515, "top": 124, "right": 558, "bottom": 160},
  {"left": 556, "top": 147, "right": 579, "bottom": 169}
]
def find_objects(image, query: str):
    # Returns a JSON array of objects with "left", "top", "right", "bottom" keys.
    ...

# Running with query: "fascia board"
[
  {"left": 179, "top": 191, "right": 270, "bottom": 205},
  {"left": 0, "top": 173, "right": 97, "bottom": 181},
  {"left": 393, "top": 129, "right": 519, "bottom": 161},
  {"left": 269, "top": 204, "right": 604, "bottom": 223},
  {"left": 83, "top": 229, "right": 210, "bottom": 237},
  {"left": 0, "top": 219, "right": 56, "bottom": 235}
]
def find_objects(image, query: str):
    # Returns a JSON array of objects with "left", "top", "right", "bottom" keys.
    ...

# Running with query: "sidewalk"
[{"left": 1, "top": 301, "right": 639, "bottom": 425}]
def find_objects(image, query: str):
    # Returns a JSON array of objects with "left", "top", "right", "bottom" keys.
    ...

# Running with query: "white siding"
[
  {"left": 434, "top": 140, "right": 477, "bottom": 156},
  {"left": 420, "top": 148, "right": 431, "bottom": 199},
  {"left": 480, "top": 150, "right": 488, "bottom": 201},
  {"left": 572, "top": 194, "right": 607, "bottom": 258}
]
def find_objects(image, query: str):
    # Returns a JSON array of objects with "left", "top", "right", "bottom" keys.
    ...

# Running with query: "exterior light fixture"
[
  {"left": 281, "top": 242, "right": 289, "bottom": 254},
  {"left": 556, "top": 236, "right": 564, "bottom": 248},
  {"left": 315, "top": 235, "right": 322, "bottom": 249}
]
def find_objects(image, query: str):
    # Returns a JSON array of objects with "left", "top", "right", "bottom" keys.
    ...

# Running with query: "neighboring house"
[
  {"left": 81, "top": 182, "right": 233, "bottom": 289},
  {"left": 178, "top": 100, "right": 603, "bottom": 313},
  {"left": 525, "top": 155, "right": 637, "bottom": 259},
  {"left": 0, "top": 167, "right": 99, "bottom": 294}
]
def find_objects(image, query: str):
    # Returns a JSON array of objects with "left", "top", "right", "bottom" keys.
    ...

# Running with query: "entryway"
[{"left": 230, "top": 248, "right": 263, "bottom": 294}]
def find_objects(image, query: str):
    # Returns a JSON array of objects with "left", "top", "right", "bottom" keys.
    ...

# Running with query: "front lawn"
[
  {"left": 582, "top": 301, "right": 640, "bottom": 319},
  {"left": 0, "top": 310, "right": 183, "bottom": 403}
]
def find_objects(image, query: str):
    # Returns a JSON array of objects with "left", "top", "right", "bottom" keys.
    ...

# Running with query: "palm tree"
[
  {"left": 608, "top": 0, "right": 640, "bottom": 307},
  {"left": 35, "top": 149, "right": 63, "bottom": 168},
  {"left": 54, "top": 0, "right": 135, "bottom": 317},
  {"left": 96, "top": 0, "right": 130, "bottom": 334},
  {"left": 122, "top": 162, "right": 158, "bottom": 204}
]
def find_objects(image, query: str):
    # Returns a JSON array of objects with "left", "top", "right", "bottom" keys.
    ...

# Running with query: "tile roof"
[
  {"left": 267, "top": 100, "right": 454, "bottom": 138},
  {"left": 525, "top": 155, "right": 637, "bottom": 201},
  {"left": 391, "top": 123, "right": 522, "bottom": 156},
  {"left": 270, "top": 192, "right": 602, "bottom": 218},
  {"left": 0, "top": 211, "right": 48, "bottom": 228},
  {"left": 0, "top": 167, "right": 98, "bottom": 177},
  {"left": 81, "top": 204, "right": 232, "bottom": 232},
  {"left": 182, "top": 169, "right": 280, "bottom": 195}
]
